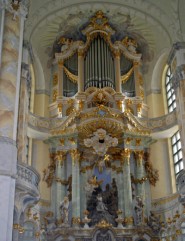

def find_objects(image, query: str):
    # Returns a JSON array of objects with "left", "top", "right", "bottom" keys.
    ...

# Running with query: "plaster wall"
[
  {"left": 32, "top": 140, "right": 50, "bottom": 201},
  {"left": 34, "top": 94, "right": 49, "bottom": 117},
  {"left": 150, "top": 139, "right": 173, "bottom": 199},
  {"left": 147, "top": 93, "right": 165, "bottom": 118}
]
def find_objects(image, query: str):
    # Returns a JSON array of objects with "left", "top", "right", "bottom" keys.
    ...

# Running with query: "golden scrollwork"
[
  {"left": 53, "top": 73, "right": 58, "bottom": 86},
  {"left": 55, "top": 150, "right": 67, "bottom": 166},
  {"left": 135, "top": 150, "right": 144, "bottom": 166},
  {"left": 135, "top": 138, "right": 141, "bottom": 146},
  {"left": 53, "top": 89, "right": 58, "bottom": 102},
  {"left": 58, "top": 103, "right": 62, "bottom": 114},
  {"left": 63, "top": 66, "right": 78, "bottom": 84},
  {"left": 72, "top": 217, "right": 81, "bottom": 225},
  {"left": 116, "top": 100, "right": 123, "bottom": 111},
  {"left": 55, "top": 177, "right": 69, "bottom": 185},
  {"left": 13, "top": 224, "right": 25, "bottom": 234},
  {"left": 131, "top": 174, "right": 148, "bottom": 184},
  {"left": 121, "top": 66, "right": 134, "bottom": 83},
  {"left": 145, "top": 160, "right": 159, "bottom": 186},
  {"left": 124, "top": 216, "right": 134, "bottom": 225},
  {"left": 121, "top": 148, "right": 131, "bottom": 165},
  {"left": 95, "top": 219, "right": 112, "bottom": 228}
]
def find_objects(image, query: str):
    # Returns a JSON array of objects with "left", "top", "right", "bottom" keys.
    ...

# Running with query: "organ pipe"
[{"left": 84, "top": 35, "right": 115, "bottom": 89}]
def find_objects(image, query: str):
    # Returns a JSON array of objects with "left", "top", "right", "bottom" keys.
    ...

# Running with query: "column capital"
[
  {"left": 113, "top": 50, "right": 121, "bottom": 58},
  {"left": 55, "top": 150, "right": 67, "bottom": 166},
  {"left": 58, "top": 60, "right": 64, "bottom": 68},
  {"left": 121, "top": 148, "right": 131, "bottom": 165},
  {"left": 70, "top": 149, "right": 81, "bottom": 165},
  {"left": 5, "top": 1, "right": 28, "bottom": 20},
  {"left": 134, "top": 150, "right": 144, "bottom": 166}
]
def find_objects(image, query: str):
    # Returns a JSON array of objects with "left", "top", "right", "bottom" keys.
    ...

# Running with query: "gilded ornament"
[
  {"left": 95, "top": 219, "right": 112, "bottom": 228},
  {"left": 53, "top": 73, "right": 58, "bottom": 86},
  {"left": 124, "top": 216, "right": 134, "bottom": 225},
  {"left": 58, "top": 103, "right": 62, "bottom": 114},
  {"left": 53, "top": 89, "right": 58, "bottom": 102},
  {"left": 72, "top": 217, "right": 81, "bottom": 224},
  {"left": 121, "top": 67, "right": 134, "bottom": 83},
  {"left": 116, "top": 100, "right": 123, "bottom": 111},
  {"left": 135, "top": 138, "right": 141, "bottom": 146},
  {"left": 60, "top": 139, "right": 65, "bottom": 146},
  {"left": 68, "top": 137, "right": 76, "bottom": 145},
  {"left": 70, "top": 149, "right": 81, "bottom": 165},
  {"left": 63, "top": 66, "right": 78, "bottom": 84}
]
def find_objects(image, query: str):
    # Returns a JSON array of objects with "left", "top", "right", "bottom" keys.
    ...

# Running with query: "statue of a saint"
[
  {"left": 96, "top": 194, "right": 108, "bottom": 212},
  {"left": 134, "top": 196, "right": 144, "bottom": 225},
  {"left": 59, "top": 196, "right": 69, "bottom": 225}
]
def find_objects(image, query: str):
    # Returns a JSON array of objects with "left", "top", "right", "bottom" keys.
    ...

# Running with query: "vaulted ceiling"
[{"left": 25, "top": 0, "right": 185, "bottom": 93}]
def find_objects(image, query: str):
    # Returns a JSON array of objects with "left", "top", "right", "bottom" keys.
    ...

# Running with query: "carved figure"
[
  {"left": 44, "top": 212, "right": 56, "bottom": 231},
  {"left": 134, "top": 196, "right": 144, "bottom": 225},
  {"left": 148, "top": 211, "right": 160, "bottom": 233},
  {"left": 96, "top": 194, "right": 108, "bottom": 212},
  {"left": 84, "top": 128, "right": 118, "bottom": 156},
  {"left": 59, "top": 196, "right": 69, "bottom": 225}
]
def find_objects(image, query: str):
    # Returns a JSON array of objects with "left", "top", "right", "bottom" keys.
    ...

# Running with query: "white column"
[
  {"left": 78, "top": 52, "right": 84, "bottom": 92},
  {"left": 0, "top": 3, "right": 27, "bottom": 240},
  {"left": 122, "top": 149, "right": 133, "bottom": 227},
  {"left": 70, "top": 149, "right": 81, "bottom": 227},
  {"left": 114, "top": 52, "right": 121, "bottom": 93},
  {"left": 0, "top": 2, "right": 5, "bottom": 69},
  {"left": 58, "top": 62, "right": 64, "bottom": 97}
]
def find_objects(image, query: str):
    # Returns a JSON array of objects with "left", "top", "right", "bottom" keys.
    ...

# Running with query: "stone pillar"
[
  {"left": 117, "top": 169, "right": 124, "bottom": 212},
  {"left": 80, "top": 170, "right": 87, "bottom": 219},
  {"left": 0, "top": 3, "right": 27, "bottom": 240},
  {"left": 55, "top": 151, "right": 66, "bottom": 219},
  {"left": 133, "top": 62, "right": 141, "bottom": 97},
  {"left": 135, "top": 151, "right": 145, "bottom": 199},
  {"left": 58, "top": 61, "right": 64, "bottom": 97},
  {"left": 70, "top": 149, "right": 81, "bottom": 227},
  {"left": 0, "top": 1, "right": 5, "bottom": 68},
  {"left": 122, "top": 149, "right": 133, "bottom": 227},
  {"left": 17, "top": 61, "right": 30, "bottom": 164},
  {"left": 78, "top": 51, "right": 84, "bottom": 92},
  {"left": 114, "top": 52, "right": 121, "bottom": 93}
]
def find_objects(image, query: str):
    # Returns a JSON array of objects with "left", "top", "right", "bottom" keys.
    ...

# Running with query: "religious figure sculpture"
[
  {"left": 59, "top": 196, "right": 69, "bottom": 226},
  {"left": 84, "top": 128, "right": 118, "bottom": 156},
  {"left": 96, "top": 194, "right": 108, "bottom": 212},
  {"left": 148, "top": 211, "right": 160, "bottom": 233},
  {"left": 134, "top": 196, "right": 144, "bottom": 225}
]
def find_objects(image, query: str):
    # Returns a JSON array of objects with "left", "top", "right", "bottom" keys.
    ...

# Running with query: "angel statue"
[{"left": 59, "top": 196, "right": 69, "bottom": 226}]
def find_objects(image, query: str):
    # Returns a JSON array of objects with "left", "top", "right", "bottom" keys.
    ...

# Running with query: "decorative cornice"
[
  {"left": 171, "top": 64, "right": 185, "bottom": 90},
  {"left": 167, "top": 42, "right": 185, "bottom": 65}
]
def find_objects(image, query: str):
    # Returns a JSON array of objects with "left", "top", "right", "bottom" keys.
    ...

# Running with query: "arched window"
[
  {"left": 165, "top": 66, "right": 183, "bottom": 176},
  {"left": 165, "top": 66, "right": 176, "bottom": 113}
]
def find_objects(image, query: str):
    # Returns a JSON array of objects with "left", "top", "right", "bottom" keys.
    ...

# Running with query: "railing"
[
  {"left": 16, "top": 162, "right": 40, "bottom": 196},
  {"left": 28, "top": 109, "right": 177, "bottom": 133}
]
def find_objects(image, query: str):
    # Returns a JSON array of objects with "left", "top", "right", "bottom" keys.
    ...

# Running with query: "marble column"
[
  {"left": 58, "top": 61, "right": 64, "bottom": 97},
  {"left": 0, "top": 3, "right": 27, "bottom": 241},
  {"left": 80, "top": 170, "right": 87, "bottom": 219},
  {"left": 0, "top": 1, "right": 5, "bottom": 68},
  {"left": 17, "top": 61, "right": 30, "bottom": 164},
  {"left": 122, "top": 149, "right": 133, "bottom": 227},
  {"left": 70, "top": 149, "right": 81, "bottom": 226},
  {"left": 55, "top": 151, "right": 66, "bottom": 219},
  {"left": 117, "top": 169, "right": 124, "bottom": 212},
  {"left": 135, "top": 151, "right": 145, "bottom": 199},
  {"left": 133, "top": 62, "right": 141, "bottom": 97},
  {"left": 78, "top": 51, "right": 84, "bottom": 92},
  {"left": 114, "top": 52, "right": 121, "bottom": 93}
]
